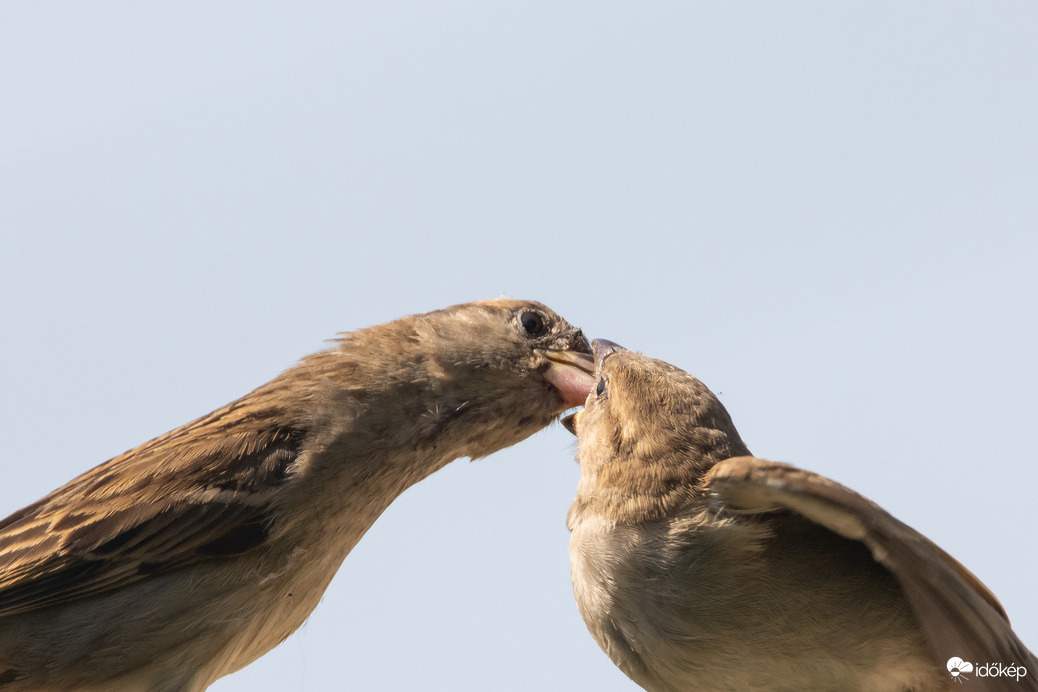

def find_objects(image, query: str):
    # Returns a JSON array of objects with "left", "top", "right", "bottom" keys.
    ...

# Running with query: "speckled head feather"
[
  {"left": 0, "top": 298, "right": 594, "bottom": 691},
  {"left": 568, "top": 340, "right": 750, "bottom": 525},
  {"left": 566, "top": 341, "right": 1036, "bottom": 692}
]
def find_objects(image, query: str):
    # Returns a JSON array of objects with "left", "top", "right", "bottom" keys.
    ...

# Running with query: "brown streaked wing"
[
  {"left": 703, "top": 455, "right": 1038, "bottom": 685},
  {"left": 0, "top": 426, "right": 302, "bottom": 618}
]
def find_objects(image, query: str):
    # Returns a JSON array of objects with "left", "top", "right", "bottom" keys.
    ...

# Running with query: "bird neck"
[{"left": 571, "top": 414, "right": 751, "bottom": 526}]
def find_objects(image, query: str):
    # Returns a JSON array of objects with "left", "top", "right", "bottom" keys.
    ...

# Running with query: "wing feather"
[
  {"left": 0, "top": 413, "right": 304, "bottom": 618},
  {"left": 704, "top": 455, "right": 1037, "bottom": 683}
]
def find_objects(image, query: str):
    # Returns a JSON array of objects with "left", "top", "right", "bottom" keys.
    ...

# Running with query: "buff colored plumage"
[
  {"left": 566, "top": 340, "right": 1035, "bottom": 692},
  {"left": 0, "top": 299, "right": 594, "bottom": 691}
]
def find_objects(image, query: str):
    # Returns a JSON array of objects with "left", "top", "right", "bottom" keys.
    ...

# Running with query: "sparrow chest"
[
  {"left": 569, "top": 511, "right": 940, "bottom": 692},
  {"left": 213, "top": 521, "right": 366, "bottom": 677},
  {"left": 569, "top": 513, "right": 708, "bottom": 688},
  {"left": 229, "top": 595, "right": 316, "bottom": 676},
  {"left": 215, "top": 457, "right": 439, "bottom": 676}
]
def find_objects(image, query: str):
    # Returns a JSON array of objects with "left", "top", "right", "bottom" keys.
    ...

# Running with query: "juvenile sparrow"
[
  {"left": 564, "top": 340, "right": 1036, "bottom": 692},
  {"left": 0, "top": 299, "right": 594, "bottom": 692}
]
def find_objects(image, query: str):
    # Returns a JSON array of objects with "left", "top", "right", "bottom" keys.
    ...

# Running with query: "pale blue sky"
[{"left": 1, "top": 3, "right": 1036, "bottom": 690}]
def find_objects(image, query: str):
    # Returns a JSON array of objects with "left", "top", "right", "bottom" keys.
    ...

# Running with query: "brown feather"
[
  {"left": 0, "top": 299, "right": 594, "bottom": 691},
  {"left": 569, "top": 342, "right": 1036, "bottom": 692}
]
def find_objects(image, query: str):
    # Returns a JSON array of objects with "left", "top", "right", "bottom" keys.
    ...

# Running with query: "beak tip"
[{"left": 592, "top": 339, "right": 624, "bottom": 370}]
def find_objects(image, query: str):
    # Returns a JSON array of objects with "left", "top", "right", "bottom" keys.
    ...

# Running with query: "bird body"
[
  {"left": 566, "top": 341, "right": 1035, "bottom": 692},
  {"left": 570, "top": 500, "right": 939, "bottom": 691},
  {"left": 0, "top": 299, "right": 594, "bottom": 691}
]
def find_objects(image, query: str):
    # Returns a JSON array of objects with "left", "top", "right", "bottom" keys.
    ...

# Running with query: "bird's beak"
[
  {"left": 561, "top": 410, "right": 582, "bottom": 435},
  {"left": 560, "top": 339, "right": 624, "bottom": 436},
  {"left": 537, "top": 349, "right": 595, "bottom": 409},
  {"left": 592, "top": 339, "right": 624, "bottom": 372}
]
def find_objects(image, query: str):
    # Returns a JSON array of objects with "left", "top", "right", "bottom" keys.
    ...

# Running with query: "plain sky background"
[{"left": 2, "top": 3, "right": 1036, "bottom": 690}]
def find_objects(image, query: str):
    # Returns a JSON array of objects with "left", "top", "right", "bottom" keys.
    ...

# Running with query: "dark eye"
[
  {"left": 596, "top": 378, "right": 606, "bottom": 396},
  {"left": 520, "top": 310, "right": 547, "bottom": 337}
]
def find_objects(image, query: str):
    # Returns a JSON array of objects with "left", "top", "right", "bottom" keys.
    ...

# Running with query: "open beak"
[
  {"left": 536, "top": 349, "right": 595, "bottom": 409},
  {"left": 561, "top": 410, "right": 581, "bottom": 435},
  {"left": 592, "top": 339, "right": 623, "bottom": 370},
  {"left": 559, "top": 339, "right": 625, "bottom": 436}
]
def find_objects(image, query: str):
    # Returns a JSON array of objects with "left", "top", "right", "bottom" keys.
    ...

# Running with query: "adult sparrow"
[{"left": 0, "top": 299, "right": 594, "bottom": 691}]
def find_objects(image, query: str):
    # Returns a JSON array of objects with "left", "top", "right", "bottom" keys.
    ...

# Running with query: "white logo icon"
[{"left": 948, "top": 657, "right": 974, "bottom": 683}]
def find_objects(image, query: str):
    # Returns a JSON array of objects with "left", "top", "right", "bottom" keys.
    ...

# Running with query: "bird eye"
[
  {"left": 596, "top": 378, "right": 606, "bottom": 396},
  {"left": 520, "top": 310, "right": 548, "bottom": 337}
]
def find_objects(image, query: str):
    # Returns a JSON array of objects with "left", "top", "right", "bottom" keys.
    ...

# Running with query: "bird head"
[
  {"left": 318, "top": 299, "right": 596, "bottom": 461},
  {"left": 562, "top": 340, "right": 750, "bottom": 520}
]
